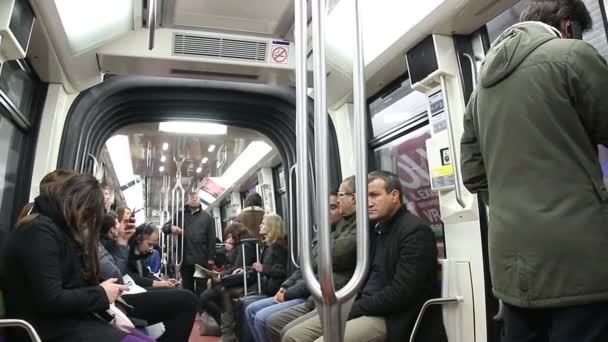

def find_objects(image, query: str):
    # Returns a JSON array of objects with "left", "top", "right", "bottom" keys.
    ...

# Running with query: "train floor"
[{"left": 189, "top": 314, "right": 220, "bottom": 342}]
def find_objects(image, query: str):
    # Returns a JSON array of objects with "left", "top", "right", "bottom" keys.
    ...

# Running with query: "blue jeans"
[{"left": 245, "top": 297, "right": 305, "bottom": 342}]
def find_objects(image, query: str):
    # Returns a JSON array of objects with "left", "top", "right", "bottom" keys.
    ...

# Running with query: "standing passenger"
[
  {"left": 163, "top": 189, "right": 217, "bottom": 293},
  {"left": 460, "top": 0, "right": 608, "bottom": 341}
]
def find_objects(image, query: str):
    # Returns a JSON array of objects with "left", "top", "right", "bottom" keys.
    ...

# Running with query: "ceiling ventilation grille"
[{"left": 173, "top": 33, "right": 268, "bottom": 62}]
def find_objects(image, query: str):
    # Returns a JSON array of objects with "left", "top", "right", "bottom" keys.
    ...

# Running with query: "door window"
[{"left": 374, "top": 125, "right": 445, "bottom": 258}]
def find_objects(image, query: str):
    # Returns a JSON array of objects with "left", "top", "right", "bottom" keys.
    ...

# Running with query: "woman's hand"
[
  {"left": 232, "top": 268, "right": 244, "bottom": 275},
  {"left": 153, "top": 280, "right": 176, "bottom": 288},
  {"left": 100, "top": 278, "right": 129, "bottom": 304},
  {"left": 252, "top": 262, "right": 264, "bottom": 273}
]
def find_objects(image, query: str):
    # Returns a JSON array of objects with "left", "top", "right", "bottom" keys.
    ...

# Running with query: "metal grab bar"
[
  {"left": 288, "top": 164, "right": 300, "bottom": 268},
  {"left": 256, "top": 243, "right": 262, "bottom": 292},
  {"left": 159, "top": 172, "right": 170, "bottom": 278},
  {"left": 440, "top": 75, "right": 466, "bottom": 209},
  {"left": 148, "top": 0, "right": 156, "bottom": 50},
  {"left": 171, "top": 157, "right": 186, "bottom": 280},
  {"left": 462, "top": 53, "right": 478, "bottom": 87},
  {"left": 296, "top": 0, "right": 370, "bottom": 340},
  {"left": 493, "top": 299, "right": 504, "bottom": 321},
  {"left": 408, "top": 296, "right": 463, "bottom": 342},
  {"left": 0, "top": 319, "right": 42, "bottom": 342}
]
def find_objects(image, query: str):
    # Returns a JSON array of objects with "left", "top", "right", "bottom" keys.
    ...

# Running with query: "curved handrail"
[
  {"left": 296, "top": 0, "right": 370, "bottom": 340},
  {"left": 171, "top": 156, "right": 186, "bottom": 278},
  {"left": 440, "top": 75, "right": 466, "bottom": 208},
  {"left": 462, "top": 53, "right": 478, "bottom": 88},
  {"left": 493, "top": 299, "right": 504, "bottom": 321},
  {"left": 409, "top": 297, "right": 463, "bottom": 342},
  {"left": 288, "top": 164, "right": 300, "bottom": 268},
  {"left": 0, "top": 319, "right": 42, "bottom": 342}
]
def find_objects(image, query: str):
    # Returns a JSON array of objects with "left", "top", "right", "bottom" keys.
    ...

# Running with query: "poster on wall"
[{"left": 392, "top": 129, "right": 445, "bottom": 258}]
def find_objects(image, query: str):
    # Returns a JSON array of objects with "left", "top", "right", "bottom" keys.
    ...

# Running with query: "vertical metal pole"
[
  {"left": 295, "top": 0, "right": 371, "bottom": 340},
  {"left": 256, "top": 243, "right": 262, "bottom": 292},
  {"left": 242, "top": 243, "right": 248, "bottom": 294}
]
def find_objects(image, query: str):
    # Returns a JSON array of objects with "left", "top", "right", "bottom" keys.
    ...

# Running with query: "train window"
[
  {"left": 369, "top": 78, "right": 428, "bottom": 138},
  {"left": 0, "top": 114, "right": 26, "bottom": 238},
  {"left": 485, "top": 0, "right": 528, "bottom": 44},
  {"left": 0, "top": 61, "right": 38, "bottom": 122},
  {"left": 374, "top": 125, "right": 445, "bottom": 258}
]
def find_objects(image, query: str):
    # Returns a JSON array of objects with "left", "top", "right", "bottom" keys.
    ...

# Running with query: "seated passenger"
[
  {"left": 99, "top": 218, "right": 198, "bottom": 342},
  {"left": 126, "top": 223, "right": 179, "bottom": 289},
  {"left": 248, "top": 187, "right": 347, "bottom": 342},
  {"left": 283, "top": 171, "right": 446, "bottom": 342},
  {"left": 0, "top": 172, "right": 147, "bottom": 342},
  {"left": 199, "top": 223, "right": 251, "bottom": 328},
  {"left": 267, "top": 178, "right": 358, "bottom": 341},
  {"left": 220, "top": 213, "right": 287, "bottom": 342}
]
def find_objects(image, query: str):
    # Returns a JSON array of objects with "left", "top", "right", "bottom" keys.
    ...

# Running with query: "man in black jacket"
[
  {"left": 283, "top": 170, "right": 446, "bottom": 342},
  {"left": 163, "top": 189, "right": 216, "bottom": 293}
]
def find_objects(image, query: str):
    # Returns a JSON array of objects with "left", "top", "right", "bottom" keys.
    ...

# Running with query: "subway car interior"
[{"left": 0, "top": 0, "right": 608, "bottom": 341}]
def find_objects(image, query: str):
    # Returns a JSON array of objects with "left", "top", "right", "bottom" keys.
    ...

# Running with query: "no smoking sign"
[{"left": 269, "top": 41, "right": 290, "bottom": 64}]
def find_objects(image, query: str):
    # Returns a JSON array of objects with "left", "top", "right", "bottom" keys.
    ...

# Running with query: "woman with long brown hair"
[{"left": 0, "top": 172, "right": 150, "bottom": 342}]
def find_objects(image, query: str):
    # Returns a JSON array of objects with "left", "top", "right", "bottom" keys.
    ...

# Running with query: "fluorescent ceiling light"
[
  {"left": 202, "top": 157, "right": 209, "bottom": 164},
  {"left": 55, "top": 0, "right": 134, "bottom": 53},
  {"left": 326, "top": 0, "right": 443, "bottom": 66},
  {"left": 159, "top": 166, "right": 165, "bottom": 172},
  {"left": 159, "top": 122, "right": 228, "bottom": 135},
  {"left": 217, "top": 141, "right": 273, "bottom": 189},
  {"left": 208, "top": 145, "right": 216, "bottom": 152},
  {"left": 105, "top": 135, "right": 135, "bottom": 186},
  {"left": 162, "top": 142, "right": 169, "bottom": 151},
  {"left": 196, "top": 167, "right": 202, "bottom": 173},
  {"left": 160, "top": 155, "right": 166, "bottom": 163}
]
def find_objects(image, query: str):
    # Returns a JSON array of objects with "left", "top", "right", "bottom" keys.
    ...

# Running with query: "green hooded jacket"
[{"left": 460, "top": 21, "right": 608, "bottom": 308}]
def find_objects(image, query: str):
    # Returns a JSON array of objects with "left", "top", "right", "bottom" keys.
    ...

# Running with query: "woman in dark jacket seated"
[
  {"left": 114, "top": 223, "right": 198, "bottom": 342},
  {"left": 0, "top": 173, "right": 151, "bottom": 342},
  {"left": 199, "top": 222, "right": 253, "bottom": 330},
  {"left": 220, "top": 213, "right": 288, "bottom": 342}
]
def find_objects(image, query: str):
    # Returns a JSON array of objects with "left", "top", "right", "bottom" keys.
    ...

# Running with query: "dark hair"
[
  {"left": 224, "top": 222, "right": 250, "bottom": 245},
  {"left": 244, "top": 193, "right": 262, "bottom": 208},
  {"left": 101, "top": 212, "right": 118, "bottom": 236},
  {"left": 45, "top": 173, "right": 105, "bottom": 284},
  {"left": 330, "top": 188, "right": 339, "bottom": 197},
  {"left": 342, "top": 176, "right": 356, "bottom": 193},
  {"left": 520, "top": 0, "right": 592, "bottom": 32},
  {"left": 40, "top": 169, "right": 76, "bottom": 194},
  {"left": 18, "top": 169, "right": 77, "bottom": 228},
  {"left": 368, "top": 170, "right": 404, "bottom": 204},
  {"left": 129, "top": 222, "right": 158, "bottom": 246}
]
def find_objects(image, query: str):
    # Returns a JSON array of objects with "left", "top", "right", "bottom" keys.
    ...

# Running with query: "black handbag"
[{"left": 220, "top": 269, "right": 256, "bottom": 288}]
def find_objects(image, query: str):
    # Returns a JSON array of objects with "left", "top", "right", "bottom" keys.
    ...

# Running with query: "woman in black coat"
[
  {"left": 219, "top": 213, "right": 287, "bottom": 342},
  {"left": 0, "top": 173, "right": 151, "bottom": 342}
]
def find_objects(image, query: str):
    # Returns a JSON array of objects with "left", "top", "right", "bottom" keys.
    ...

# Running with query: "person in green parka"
[{"left": 460, "top": 0, "right": 608, "bottom": 341}]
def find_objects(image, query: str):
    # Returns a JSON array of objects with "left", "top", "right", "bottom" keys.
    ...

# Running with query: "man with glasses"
[{"left": 265, "top": 176, "right": 358, "bottom": 341}]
